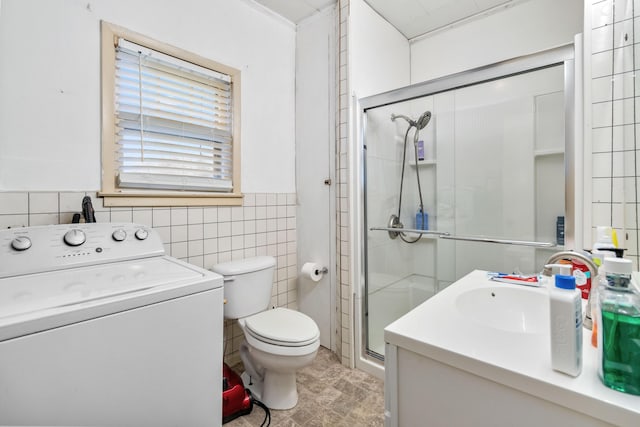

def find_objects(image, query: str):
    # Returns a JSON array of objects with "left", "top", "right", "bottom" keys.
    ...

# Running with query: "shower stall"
[{"left": 357, "top": 44, "right": 578, "bottom": 361}]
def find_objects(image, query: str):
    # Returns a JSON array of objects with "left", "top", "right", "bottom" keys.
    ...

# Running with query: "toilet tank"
[{"left": 211, "top": 256, "right": 276, "bottom": 319}]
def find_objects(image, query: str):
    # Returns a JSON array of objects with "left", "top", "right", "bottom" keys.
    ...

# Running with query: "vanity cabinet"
[
  {"left": 383, "top": 270, "right": 640, "bottom": 427},
  {"left": 384, "top": 345, "right": 612, "bottom": 427}
]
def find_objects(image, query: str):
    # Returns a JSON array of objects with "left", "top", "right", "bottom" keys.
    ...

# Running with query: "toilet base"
[{"left": 241, "top": 370, "right": 298, "bottom": 410}]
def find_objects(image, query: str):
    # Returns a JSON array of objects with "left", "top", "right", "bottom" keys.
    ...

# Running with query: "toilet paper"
[{"left": 301, "top": 262, "right": 323, "bottom": 282}]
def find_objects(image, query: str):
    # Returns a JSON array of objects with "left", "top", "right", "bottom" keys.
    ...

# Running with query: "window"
[{"left": 100, "top": 21, "right": 242, "bottom": 206}]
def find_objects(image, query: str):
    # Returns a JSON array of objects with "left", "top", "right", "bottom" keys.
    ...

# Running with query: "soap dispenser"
[
  {"left": 597, "top": 257, "right": 640, "bottom": 395},
  {"left": 550, "top": 274, "right": 582, "bottom": 377}
]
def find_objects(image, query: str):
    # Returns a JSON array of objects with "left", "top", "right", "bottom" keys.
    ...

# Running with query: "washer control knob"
[
  {"left": 11, "top": 236, "right": 32, "bottom": 251},
  {"left": 135, "top": 228, "right": 149, "bottom": 241},
  {"left": 63, "top": 229, "right": 86, "bottom": 246},
  {"left": 112, "top": 229, "right": 127, "bottom": 242}
]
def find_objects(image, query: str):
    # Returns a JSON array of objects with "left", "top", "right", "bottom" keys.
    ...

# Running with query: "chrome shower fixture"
[
  {"left": 387, "top": 214, "right": 402, "bottom": 240},
  {"left": 389, "top": 110, "right": 432, "bottom": 244},
  {"left": 390, "top": 111, "right": 432, "bottom": 130},
  {"left": 415, "top": 111, "right": 432, "bottom": 130}
]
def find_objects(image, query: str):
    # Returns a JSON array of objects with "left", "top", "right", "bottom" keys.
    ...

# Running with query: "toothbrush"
[{"left": 487, "top": 272, "right": 541, "bottom": 287}]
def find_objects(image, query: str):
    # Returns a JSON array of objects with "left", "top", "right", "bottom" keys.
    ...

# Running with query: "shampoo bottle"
[
  {"left": 597, "top": 257, "right": 640, "bottom": 395},
  {"left": 550, "top": 274, "right": 582, "bottom": 377},
  {"left": 415, "top": 207, "right": 428, "bottom": 230},
  {"left": 417, "top": 140, "right": 425, "bottom": 161}
]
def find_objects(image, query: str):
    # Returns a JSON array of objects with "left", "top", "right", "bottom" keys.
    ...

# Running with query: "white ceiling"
[
  {"left": 253, "top": 0, "right": 336, "bottom": 24},
  {"left": 366, "top": 0, "right": 518, "bottom": 39},
  {"left": 253, "top": 0, "right": 520, "bottom": 40}
]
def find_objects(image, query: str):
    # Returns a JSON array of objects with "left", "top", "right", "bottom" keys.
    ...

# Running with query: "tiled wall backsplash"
[
  {"left": 0, "top": 191, "right": 298, "bottom": 364},
  {"left": 590, "top": 0, "right": 640, "bottom": 268}
]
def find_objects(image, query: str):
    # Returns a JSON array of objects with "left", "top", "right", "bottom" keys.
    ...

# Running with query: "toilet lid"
[
  {"left": 211, "top": 256, "right": 275, "bottom": 275},
  {"left": 244, "top": 308, "right": 319, "bottom": 346}
]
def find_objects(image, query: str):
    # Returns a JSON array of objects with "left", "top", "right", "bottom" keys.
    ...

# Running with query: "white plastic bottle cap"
[{"left": 603, "top": 257, "right": 632, "bottom": 275}]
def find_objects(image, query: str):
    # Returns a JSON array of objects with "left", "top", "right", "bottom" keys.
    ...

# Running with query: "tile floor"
[{"left": 226, "top": 346, "right": 384, "bottom": 426}]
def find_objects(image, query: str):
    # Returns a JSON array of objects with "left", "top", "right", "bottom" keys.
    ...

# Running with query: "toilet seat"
[
  {"left": 240, "top": 308, "right": 320, "bottom": 356},
  {"left": 244, "top": 308, "right": 319, "bottom": 346}
]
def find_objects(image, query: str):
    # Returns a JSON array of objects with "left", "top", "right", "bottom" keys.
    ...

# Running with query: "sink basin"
[{"left": 456, "top": 286, "right": 549, "bottom": 334}]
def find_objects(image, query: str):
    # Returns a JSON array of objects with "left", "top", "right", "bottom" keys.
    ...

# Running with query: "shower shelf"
[
  {"left": 409, "top": 160, "right": 436, "bottom": 166},
  {"left": 533, "top": 148, "right": 563, "bottom": 157}
]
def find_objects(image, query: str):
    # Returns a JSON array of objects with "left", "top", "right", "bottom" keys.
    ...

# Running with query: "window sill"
[{"left": 98, "top": 191, "right": 243, "bottom": 207}]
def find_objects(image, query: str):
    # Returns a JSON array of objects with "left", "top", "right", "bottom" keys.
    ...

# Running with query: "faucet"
[{"left": 543, "top": 250, "right": 598, "bottom": 330}]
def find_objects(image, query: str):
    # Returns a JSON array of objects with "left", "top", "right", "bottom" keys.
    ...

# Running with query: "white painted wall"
[
  {"left": 410, "top": 0, "right": 583, "bottom": 83},
  {"left": 0, "top": 0, "right": 296, "bottom": 193},
  {"left": 349, "top": 0, "right": 410, "bottom": 98},
  {"left": 295, "top": 7, "right": 336, "bottom": 350}
]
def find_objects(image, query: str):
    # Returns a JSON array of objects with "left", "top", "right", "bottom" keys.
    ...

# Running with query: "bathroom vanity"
[{"left": 384, "top": 270, "right": 640, "bottom": 427}]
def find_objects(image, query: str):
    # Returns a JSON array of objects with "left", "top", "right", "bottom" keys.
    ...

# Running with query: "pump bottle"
[
  {"left": 597, "top": 258, "right": 640, "bottom": 395},
  {"left": 550, "top": 274, "right": 582, "bottom": 377}
]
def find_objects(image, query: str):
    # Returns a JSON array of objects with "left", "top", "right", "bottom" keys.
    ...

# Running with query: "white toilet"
[{"left": 212, "top": 256, "right": 320, "bottom": 410}]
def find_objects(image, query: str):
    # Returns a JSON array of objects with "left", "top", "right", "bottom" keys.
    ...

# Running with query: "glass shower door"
[
  {"left": 363, "top": 62, "right": 568, "bottom": 360},
  {"left": 364, "top": 97, "right": 439, "bottom": 357}
]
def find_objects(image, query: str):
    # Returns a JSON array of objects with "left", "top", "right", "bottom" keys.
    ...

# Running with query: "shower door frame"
[{"left": 355, "top": 42, "right": 578, "bottom": 369}]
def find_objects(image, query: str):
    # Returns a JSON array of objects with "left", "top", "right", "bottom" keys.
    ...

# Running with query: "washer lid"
[
  {"left": 0, "top": 256, "right": 222, "bottom": 342},
  {"left": 244, "top": 308, "right": 319, "bottom": 346},
  {"left": 211, "top": 256, "right": 275, "bottom": 276}
]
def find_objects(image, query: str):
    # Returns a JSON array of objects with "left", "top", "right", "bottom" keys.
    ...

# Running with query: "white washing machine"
[{"left": 0, "top": 223, "right": 223, "bottom": 427}]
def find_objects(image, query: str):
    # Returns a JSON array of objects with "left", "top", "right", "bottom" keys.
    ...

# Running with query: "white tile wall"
[
  {"left": 337, "top": 0, "right": 350, "bottom": 367},
  {"left": 591, "top": 0, "right": 640, "bottom": 268},
  {"left": 0, "top": 191, "right": 298, "bottom": 365}
]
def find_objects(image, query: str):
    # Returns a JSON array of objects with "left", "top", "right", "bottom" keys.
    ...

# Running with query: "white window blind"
[{"left": 114, "top": 38, "right": 233, "bottom": 192}]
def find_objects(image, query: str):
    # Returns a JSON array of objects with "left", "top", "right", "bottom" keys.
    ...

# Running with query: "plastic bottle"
[
  {"left": 416, "top": 140, "right": 425, "bottom": 161},
  {"left": 589, "top": 226, "right": 616, "bottom": 347},
  {"left": 550, "top": 274, "right": 582, "bottom": 377},
  {"left": 589, "top": 227, "right": 618, "bottom": 347},
  {"left": 589, "top": 251, "right": 608, "bottom": 348},
  {"left": 593, "top": 226, "right": 615, "bottom": 252},
  {"left": 415, "top": 207, "right": 428, "bottom": 230},
  {"left": 597, "top": 258, "right": 640, "bottom": 395},
  {"left": 556, "top": 216, "right": 565, "bottom": 246},
  {"left": 571, "top": 260, "right": 591, "bottom": 300}
]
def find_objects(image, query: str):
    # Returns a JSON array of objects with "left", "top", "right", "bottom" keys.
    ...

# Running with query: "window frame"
[{"left": 100, "top": 21, "right": 242, "bottom": 207}]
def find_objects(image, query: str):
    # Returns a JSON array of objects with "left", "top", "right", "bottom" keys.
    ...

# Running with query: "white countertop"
[{"left": 384, "top": 269, "right": 640, "bottom": 427}]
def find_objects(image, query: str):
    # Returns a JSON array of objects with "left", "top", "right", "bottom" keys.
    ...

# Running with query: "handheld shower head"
[
  {"left": 415, "top": 111, "right": 431, "bottom": 130},
  {"left": 413, "top": 111, "right": 431, "bottom": 144}
]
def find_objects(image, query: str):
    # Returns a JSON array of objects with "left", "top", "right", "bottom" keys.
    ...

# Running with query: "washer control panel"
[{"left": 0, "top": 223, "right": 163, "bottom": 279}]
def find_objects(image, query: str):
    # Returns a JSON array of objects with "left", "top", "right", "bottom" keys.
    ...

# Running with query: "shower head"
[
  {"left": 413, "top": 111, "right": 432, "bottom": 144},
  {"left": 415, "top": 111, "right": 431, "bottom": 130}
]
